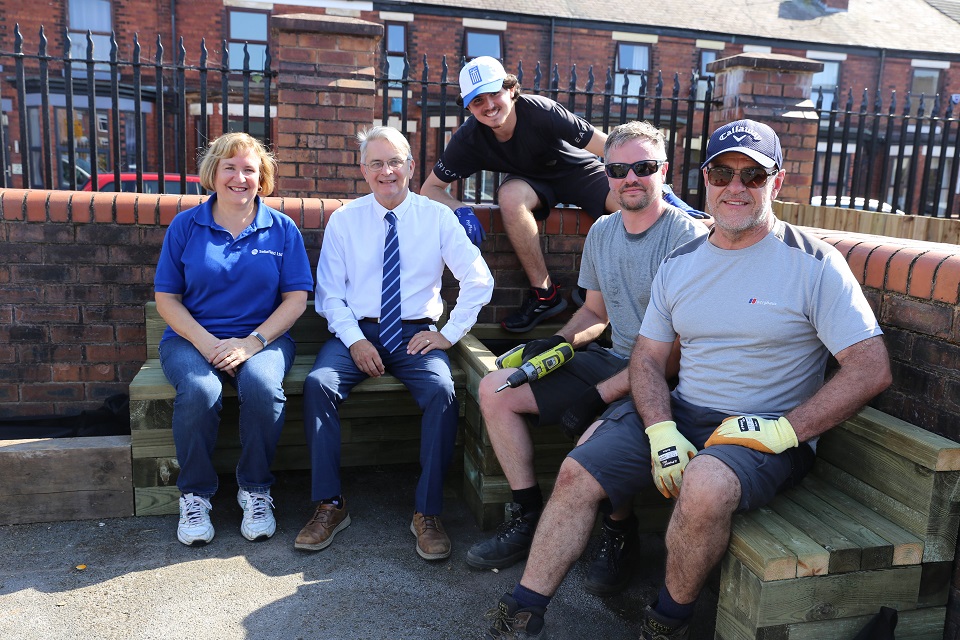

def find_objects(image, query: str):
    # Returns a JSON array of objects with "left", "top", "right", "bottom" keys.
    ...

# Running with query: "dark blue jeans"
[
  {"left": 159, "top": 334, "right": 295, "bottom": 499},
  {"left": 303, "top": 322, "right": 458, "bottom": 515}
]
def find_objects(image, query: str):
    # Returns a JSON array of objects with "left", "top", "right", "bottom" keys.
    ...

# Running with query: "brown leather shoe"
[
  {"left": 410, "top": 512, "right": 451, "bottom": 560},
  {"left": 294, "top": 501, "right": 351, "bottom": 551}
]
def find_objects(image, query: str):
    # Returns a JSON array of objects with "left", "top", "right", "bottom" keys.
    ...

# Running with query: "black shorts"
[
  {"left": 499, "top": 161, "right": 610, "bottom": 221},
  {"left": 567, "top": 394, "right": 816, "bottom": 513},
  {"left": 529, "top": 343, "right": 627, "bottom": 426}
]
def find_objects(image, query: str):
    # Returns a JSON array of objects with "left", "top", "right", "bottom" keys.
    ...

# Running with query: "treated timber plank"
[
  {"left": 814, "top": 459, "right": 960, "bottom": 563},
  {"left": 919, "top": 561, "right": 952, "bottom": 607},
  {"left": 817, "top": 424, "right": 938, "bottom": 513},
  {"left": 717, "top": 554, "right": 921, "bottom": 633},
  {"left": 801, "top": 474, "right": 923, "bottom": 566},
  {"left": 0, "top": 436, "right": 134, "bottom": 524},
  {"left": 841, "top": 406, "right": 960, "bottom": 472},
  {"left": 717, "top": 605, "right": 946, "bottom": 640},
  {"left": 135, "top": 486, "right": 181, "bottom": 515},
  {"left": 782, "top": 483, "right": 893, "bottom": 570},
  {"left": 738, "top": 506, "right": 829, "bottom": 577},
  {"left": 729, "top": 513, "right": 798, "bottom": 581},
  {"left": 766, "top": 493, "right": 861, "bottom": 574}
]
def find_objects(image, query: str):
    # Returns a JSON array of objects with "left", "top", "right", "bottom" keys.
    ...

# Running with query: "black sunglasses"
[
  {"left": 604, "top": 159, "right": 665, "bottom": 179},
  {"left": 705, "top": 166, "right": 777, "bottom": 189}
]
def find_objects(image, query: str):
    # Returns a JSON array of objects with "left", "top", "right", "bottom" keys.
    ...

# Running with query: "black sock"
[
  {"left": 535, "top": 283, "right": 558, "bottom": 299},
  {"left": 604, "top": 512, "right": 638, "bottom": 532},
  {"left": 513, "top": 583, "right": 551, "bottom": 610},
  {"left": 511, "top": 485, "right": 543, "bottom": 517},
  {"left": 320, "top": 495, "right": 342, "bottom": 508},
  {"left": 655, "top": 585, "right": 695, "bottom": 621}
]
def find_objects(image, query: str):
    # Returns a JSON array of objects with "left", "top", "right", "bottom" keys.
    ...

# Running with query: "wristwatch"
[{"left": 249, "top": 331, "right": 268, "bottom": 347}]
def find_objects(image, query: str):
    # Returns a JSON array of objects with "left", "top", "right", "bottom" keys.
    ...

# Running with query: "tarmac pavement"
[{"left": 0, "top": 465, "right": 717, "bottom": 639}]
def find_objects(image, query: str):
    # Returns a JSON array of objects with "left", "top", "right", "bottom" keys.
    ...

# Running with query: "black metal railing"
[
  {"left": 376, "top": 55, "right": 716, "bottom": 210},
  {"left": 0, "top": 24, "right": 274, "bottom": 193},
  {"left": 814, "top": 86, "right": 960, "bottom": 218}
]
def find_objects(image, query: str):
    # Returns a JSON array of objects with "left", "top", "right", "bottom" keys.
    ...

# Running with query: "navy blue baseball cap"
[{"left": 701, "top": 119, "right": 783, "bottom": 169}]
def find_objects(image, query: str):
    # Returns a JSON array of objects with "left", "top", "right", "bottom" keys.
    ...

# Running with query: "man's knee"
[
  {"left": 678, "top": 455, "right": 740, "bottom": 514},
  {"left": 497, "top": 180, "right": 538, "bottom": 216},
  {"left": 553, "top": 457, "right": 605, "bottom": 502},
  {"left": 304, "top": 366, "right": 338, "bottom": 398}
]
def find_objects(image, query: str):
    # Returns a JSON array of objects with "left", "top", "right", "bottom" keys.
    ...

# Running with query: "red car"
[{"left": 81, "top": 172, "right": 204, "bottom": 195}]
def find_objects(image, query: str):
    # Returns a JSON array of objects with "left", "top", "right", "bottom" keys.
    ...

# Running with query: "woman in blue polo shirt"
[{"left": 154, "top": 132, "right": 314, "bottom": 546}]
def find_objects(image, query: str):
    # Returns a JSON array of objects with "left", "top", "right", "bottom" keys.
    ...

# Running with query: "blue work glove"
[
  {"left": 662, "top": 184, "right": 710, "bottom": 220},
  {"left": 454, "top": 206, "right": 486, "bottom": 247}
]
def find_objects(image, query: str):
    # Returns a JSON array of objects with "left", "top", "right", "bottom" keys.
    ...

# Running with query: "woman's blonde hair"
[{"left": 197, "top": 132, "right": 277, "bottom": 195}]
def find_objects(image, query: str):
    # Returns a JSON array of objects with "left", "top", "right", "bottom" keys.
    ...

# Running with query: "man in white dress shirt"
[{"left": 296, "top": 125, "right": 494, "bottom": 560}]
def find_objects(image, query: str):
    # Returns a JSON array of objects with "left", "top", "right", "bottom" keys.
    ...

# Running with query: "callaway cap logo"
[{"left": 718, "top": 125, "right": 763, "bottom": 144}]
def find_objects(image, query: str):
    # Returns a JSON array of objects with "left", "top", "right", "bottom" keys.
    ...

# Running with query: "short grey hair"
[
  {"left": 604, "top": 121, "right": 666, "bottom": 158},
  {"left": 357, "top": 126, "right": 412, "bottom": 162}
]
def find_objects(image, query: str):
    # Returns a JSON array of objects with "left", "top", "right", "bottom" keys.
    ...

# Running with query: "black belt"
[{"left": 359, "top": 317, "right": 433, "bottom": 325}]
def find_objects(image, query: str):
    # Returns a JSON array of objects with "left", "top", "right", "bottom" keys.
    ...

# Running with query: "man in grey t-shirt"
[
  {"left": 470, "top": 121, "right": 706, "bottom": 597},
  {"left": 483, "top": 119, "right": 892, "bottom": 640}
]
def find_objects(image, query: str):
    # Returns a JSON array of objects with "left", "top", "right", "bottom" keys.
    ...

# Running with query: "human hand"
[
  {"left": 407, "top": 330, "right": 451, "bottom": 355},
  {"left": 559, "top": 387, "right": 607, "bottom": 440},
  {"left": 705, "top": 415, "right": 798, "bottom": 454},
  {"left": 349, "top": 339, "right": 385, "bottom": 377},
  {"left": 521, "top": 335, "right": 565, "bottom": 361},
  {"left": 208, "top": 336, "right": 261, "bottom": 375},
  {"left": 646, "top": 420, "right": 698, "bottom": 499},
  {"left": 454, "top": 206, "right": 486, "bottom": 247}
]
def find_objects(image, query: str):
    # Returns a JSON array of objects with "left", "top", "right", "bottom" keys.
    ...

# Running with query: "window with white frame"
[
  {"left": 68, "top": 0, "right": 112, "bottom": 65},
  {"left": 696, "top": 50, "right": 717, "bottom": 103},
  {"left": 811, "top": 60, "right": 841, "bottom": 111},
  {"left": 385, "top": 22, "right": 407, "bottom": 86},
  {"left": 227, "top": 9, "right": 268, "bottom": 71},
  {"left": 614, "top": 43, "right": 650, "bottom": 100},
  {"left": 464, "top": 30, "right": 502, "bottom": 61},
  {"left": 911, "top": 67, "right": 941, "bottom": 99}
]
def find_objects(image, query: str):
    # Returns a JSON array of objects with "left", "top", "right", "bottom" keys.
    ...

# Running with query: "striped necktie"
[{"left": 380, "top": 211, "right": 402, "bottom": 353}]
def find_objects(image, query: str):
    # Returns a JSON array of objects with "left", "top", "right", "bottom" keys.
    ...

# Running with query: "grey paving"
[{"left": 0, "top": 466, "right": 717, "bottom": 639}]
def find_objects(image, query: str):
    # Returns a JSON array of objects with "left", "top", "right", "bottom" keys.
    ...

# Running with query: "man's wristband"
[{"left": 249, "top": 331, "right": 268, "bottom": 347}]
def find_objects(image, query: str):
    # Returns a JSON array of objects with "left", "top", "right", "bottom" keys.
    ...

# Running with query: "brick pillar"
[
  {"left": 271, "top": 13, "right": 382, "bottom": 199},
  {"left": 707, "top": 53, "right": 823, "bottom": 203}
]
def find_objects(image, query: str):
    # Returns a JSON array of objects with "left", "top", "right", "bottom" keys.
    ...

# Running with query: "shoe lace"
[
  {"left": 244, "top": 492, "right": 274, "bottom": 521},
  {"left": 495, "top": 507, "right": 531, "bottom": 541},
  {"left": 483, "top": 602, "right": 516, "bottom": 635},
  {"left": 595, "top": 528, "right": 626, "bottom": 570},
  {"left": 182, "top": 495, "right": 212, "bottom": 525},
  {"left": 418, "top": 514, "right": 441, "bottom": 531}
]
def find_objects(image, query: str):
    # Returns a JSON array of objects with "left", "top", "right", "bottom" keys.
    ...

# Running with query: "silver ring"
[{"left": 426, "top": 340, "right": 431, "bottom": 344}]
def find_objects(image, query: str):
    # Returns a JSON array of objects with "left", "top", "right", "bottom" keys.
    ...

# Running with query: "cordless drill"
[{"left": 495, "top": 342, "right": 575, "bottom": 392}]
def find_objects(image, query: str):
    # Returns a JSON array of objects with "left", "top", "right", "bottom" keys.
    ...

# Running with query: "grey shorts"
[
  {"left": 567, "top": 394, "right": 815, "bottom": 513},
  {"left": 529, "top": 343, "right": 627, "bottom": 426},
  {"left": 500, "top": 161, "right": 610, "bottom": 221}
]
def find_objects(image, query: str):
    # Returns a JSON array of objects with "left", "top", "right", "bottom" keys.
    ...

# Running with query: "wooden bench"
[
  {"left": 460, "top": 330, "right": 960, "bottom": 638},
  {"left": 128, "top": 301, "right": 480, "bottom": 516}
]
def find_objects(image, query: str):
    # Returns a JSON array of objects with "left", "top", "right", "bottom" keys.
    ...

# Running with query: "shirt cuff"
[{"left": 338, "top": 325, "right": 366, "bottom": 349}]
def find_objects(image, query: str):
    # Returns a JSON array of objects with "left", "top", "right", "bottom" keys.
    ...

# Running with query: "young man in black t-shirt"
[{"left": 421, "top": 56, "right": 616, "bottom": 333}]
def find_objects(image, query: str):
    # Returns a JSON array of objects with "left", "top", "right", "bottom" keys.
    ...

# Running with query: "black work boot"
[
  {"left": 484, "top": 592, "right": 546, "bottom": 639},
  {"left": 466, "top": 505, "right": 540, "bottom": 570},
  {"left": 583, "top": 518, "right": 639, "bottom": 595},
  {"left": 639, "top": 604, "right": 691, "bottom": 640},
  {"left": 500, "top": 284, "right": 567, "bottom": 333}
]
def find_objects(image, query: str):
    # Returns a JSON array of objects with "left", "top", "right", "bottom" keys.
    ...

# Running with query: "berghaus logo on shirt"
[
  {"left": 747, "top": 298, "right": 777, "bottom": 306},
  {"left": 251, "top": 249, "right": 282, "bottom": 257}
]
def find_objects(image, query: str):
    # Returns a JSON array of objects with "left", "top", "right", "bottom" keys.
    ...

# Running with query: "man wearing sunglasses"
[
  {"left": 481, "top": 120, "right": 707, "bottom": 637},
  {"left": 483, "top": 119, "right": 891, "bottom": 640},
  {"left": 421, "top": 57, "right": 705, "bottom": 334}
]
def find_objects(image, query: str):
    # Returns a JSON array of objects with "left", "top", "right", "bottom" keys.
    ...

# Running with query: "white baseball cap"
[{"left": 459, "top": 56, "right": 507, "bottom": 105}]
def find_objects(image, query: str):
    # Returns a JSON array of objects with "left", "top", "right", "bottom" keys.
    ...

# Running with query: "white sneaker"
[
  {"left": 238, "top": 489, "right": 276, "bottom": 541},
  {"left": 178, "top": 494, "right": 214, "bottom": 546}
]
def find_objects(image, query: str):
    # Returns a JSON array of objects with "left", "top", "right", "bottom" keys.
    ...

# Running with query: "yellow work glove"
[
  {"left": 705, "top": 415, "right": 799, "bottom": 454},
  {"left": 646, "top": 420, "right": 698, "bottom": 499}
]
